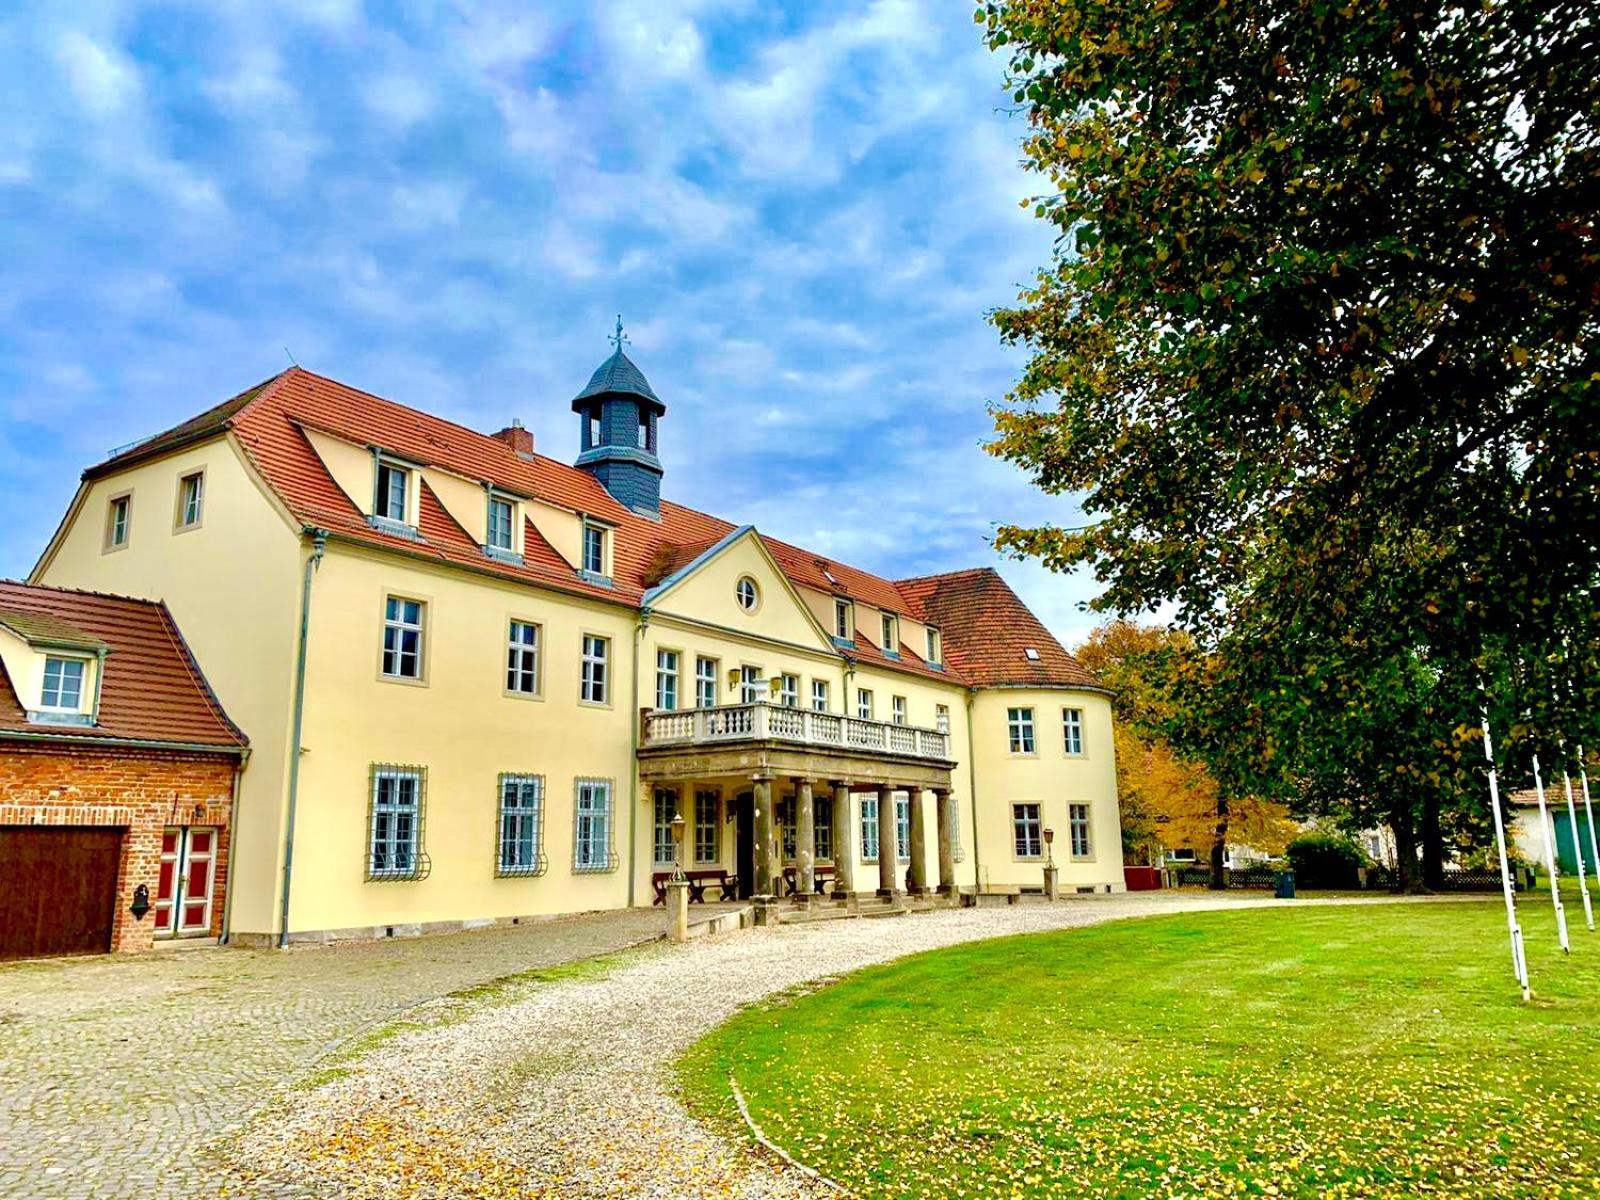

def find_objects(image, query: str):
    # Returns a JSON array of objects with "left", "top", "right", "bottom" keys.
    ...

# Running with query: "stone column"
[
  {"left": 831, "top": 781, "right": 855, "bottom": 898},
  {"left": 667, "top": 878, "right": 690, "bottom": 940},
  {"left": 877, "top": 785, "right": 898, "bottom": 898},
  {"left": 753, "top": 776, "right": 775, "bottom": 898},
  {"left": 795, "top": 778, "right": 816, "bottom": 904},
  {"left": 935, "top": 788, "right": 957, "bottom": 896},
  {"left": 906, "top": 787, "right": 928, "bottom": 895}
]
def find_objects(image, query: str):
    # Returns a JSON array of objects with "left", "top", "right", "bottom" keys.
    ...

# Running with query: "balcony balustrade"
[{"left": 641, "top": 701, "right": 952, "bottom": 763}]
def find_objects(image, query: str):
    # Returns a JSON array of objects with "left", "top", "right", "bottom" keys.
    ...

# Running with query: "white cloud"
[{"left": 55, "top": 31, "right": 140, "bottom": 116}]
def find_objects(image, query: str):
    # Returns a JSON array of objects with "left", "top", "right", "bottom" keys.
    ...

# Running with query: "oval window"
[{"left": 735, "top": 577, "right": 760, "bottom": 612}]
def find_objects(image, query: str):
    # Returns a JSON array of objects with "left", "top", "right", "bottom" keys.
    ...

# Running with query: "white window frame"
[
  {"left": 573, "top": 778, "right": 616, "bottom": 872},
  {"left": 695, "top": 656, "right": 719, "bottom": 708},
  {"left": 582, "top": 523, "right": 607, "bottom": 577},
  {"left": 779, "top": 673, "right": 799, "bottom": 709},
  {"left": 881, "top": 613, "right": 898, "bottom": 653},
  {"left": 815, "top": 797, "right": 834, "bottom": 861},
  {"left": 1013, "top": 802, "right": 1043, "bottom": 860},
  {"left": 892, "top": 696, "right": 907, "bottom": 726},
  {"left": 811, "top": 679, "right": 830, "bottom": 712},
  {"left": 368, "top": 767, "right": 425, "bottom": 879},
  {"left": 735, "top": 576, "right": 760, "bottom": 613},
  {"left": 856, "top": 688, "right": 873, "bottom": 720},
  {"left": 375, "top": 461, "right": 410, "bottom": 524},
  {"left": 1007, "top": 706, "right": 1036, "bottom": 755},
  {"left": 382, "top": 596, "right": 425, "bottom": 680},
  {"left": 505, "top": 620, "right": 540, "bottom": 696},
  {"left": 656, "top": 648, "right": 680, "bottom": 711},
  {"left": 739, "top": 664, "right": 764, "bottom": 704},
  {"left": 40, "top": 656, "right": 86, "bottom": 711},
  {"left": 581, "top": 634, "right": 610, "bottom": 705},
  {"left": 694, "top": 789, "right": 720, "bottom": 864},
  {"left": 496, "top": 773, "right": 546, "bottom": 876},
  {"left": 1063, "top": 707, "right": 1085, "bottom": 756},
  {"left": 105, "top": 492, "right": 131, "bottom": 551},
  {"left": 487, "top": 495, "right": 515, "bottom": 552},
  {"left": 176, "top": 471, "right": 204, "bottom": 530},
  {"left": 834, "top": 598, "right": 853, "bottom": 641},
  {"left": 1069, "top": 802, "right": 1093, "bottom": 859},
  {"left": 936, "top": 704, "right": 951, "bottom": 735},
  {"left": 652, "top": 787, "right": 679, "bottom": 868},
  {"left": 860, "top": 794, "right": 880, "bottom": 862},
  {"left": 926, "top": 627, "right": 942, "bottom": 665}
]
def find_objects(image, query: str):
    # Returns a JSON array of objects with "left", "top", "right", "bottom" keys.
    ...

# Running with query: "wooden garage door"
[{"left": 0, "top": 827, "right": 123, "bottom": 960}]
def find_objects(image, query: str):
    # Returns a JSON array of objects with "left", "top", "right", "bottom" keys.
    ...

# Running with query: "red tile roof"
[
  {"left": 895, "top": 568, "right": 1103, "bottom": 690},
  {"left": 81, "top": 367, "right": 1090, "bottom": 691},
  {"left": 0, "top": 582, "right": 248, "bottom": 750}
]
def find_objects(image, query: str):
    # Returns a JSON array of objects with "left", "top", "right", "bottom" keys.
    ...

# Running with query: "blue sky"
[{"left": 0, "top": 1, "right": 1100, "bottom": 646}]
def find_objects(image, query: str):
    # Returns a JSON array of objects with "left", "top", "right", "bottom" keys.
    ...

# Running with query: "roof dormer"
[{"left": 0, "top": 609, "right": 107, "bottom": 728}]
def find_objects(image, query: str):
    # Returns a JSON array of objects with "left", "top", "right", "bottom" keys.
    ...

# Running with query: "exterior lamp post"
[
  {"left": 1042, "top": 827, "right": 1059, "bottom": 902},
  {"left": 666, "top": 813, "right": 690, "bottom": 942},
  {"left": 670, "top": 813, "right": 687, "bottom": 882}
]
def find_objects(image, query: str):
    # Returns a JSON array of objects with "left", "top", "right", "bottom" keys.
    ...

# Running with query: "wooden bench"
[
  {"left": 652, "top": 868, "right": 738, "bottom": 905},
  {"left": 781, "top": 864, "right": 836, "bottom": 897}
]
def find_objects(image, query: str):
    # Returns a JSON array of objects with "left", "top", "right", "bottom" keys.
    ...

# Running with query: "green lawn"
[{"left": 679, "top": 901, "right": 1600, "bottom": 1199}]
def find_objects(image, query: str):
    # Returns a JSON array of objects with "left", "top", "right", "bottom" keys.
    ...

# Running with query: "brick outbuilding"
[{"left": 0, "top": 583, "right": 247, "bottom": 959}]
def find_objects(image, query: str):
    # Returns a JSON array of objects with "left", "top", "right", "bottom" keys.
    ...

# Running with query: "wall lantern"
[{"left": 130, "top": 883, "right": 151, "bottom": 920}]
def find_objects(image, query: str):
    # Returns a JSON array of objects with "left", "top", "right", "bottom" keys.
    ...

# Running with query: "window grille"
[
  {"left": 694, "top": 789, "right": 720, "bottom": 864},
  {"left": 367, "top": 764, "right": 430, "bottom": 880},
  {"left": 1013, "top": 803, "right": 1042, "bottom": 859},
  {"left": 573, "top": 778, "right": 618, "bottom": 872},
  {"left": 496, "top": 773, "right": 547, "bottom": 876}
]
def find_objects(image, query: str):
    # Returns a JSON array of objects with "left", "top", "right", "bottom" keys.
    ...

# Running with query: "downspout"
[
  {"left": 627, "top": 608, "right": 649, "bottom": 908},
  {"left": 278, "top": 528, "right": 327, "bottom": 949},
  {"left": 965, "top": 687, "right": 982, "bottom": 891}
]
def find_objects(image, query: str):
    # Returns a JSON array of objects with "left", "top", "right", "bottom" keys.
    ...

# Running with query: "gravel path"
[{"left": 216, "top": 894, "right": 1406, "bottom": 1199}]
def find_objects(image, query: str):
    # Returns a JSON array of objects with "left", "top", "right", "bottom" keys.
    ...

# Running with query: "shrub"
[{"left": 1286, "top": 833, "right": 1369, "bottom": 889}]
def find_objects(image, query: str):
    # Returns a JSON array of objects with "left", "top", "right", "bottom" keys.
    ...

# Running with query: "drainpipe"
[
  {"left": 628, "top": 608, "right": 650, "bottom": 908},
  {"left": 278, "top": 528, "right": 327, "bottom": 949},
  {"left": 965, "top": 687, "right": 982, "bottom": 890}
]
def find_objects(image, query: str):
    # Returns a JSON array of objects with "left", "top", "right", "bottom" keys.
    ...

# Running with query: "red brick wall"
[{"left": 0, "top": 742, "right": 238, "bottom": 953}]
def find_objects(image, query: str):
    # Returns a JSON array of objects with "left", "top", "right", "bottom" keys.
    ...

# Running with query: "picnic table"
[{"left": 651, "top": 868, "right": 738, "bottom": 905}]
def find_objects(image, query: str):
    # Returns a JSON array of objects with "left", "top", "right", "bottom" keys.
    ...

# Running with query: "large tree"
[{"left": 979, "top": 0, "right": 1600, "bottom": 790}]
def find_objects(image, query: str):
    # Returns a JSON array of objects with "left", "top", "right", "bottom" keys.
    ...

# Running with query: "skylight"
[{"left": 1024, "top": 647, "right": 1040, "bottom": 661}]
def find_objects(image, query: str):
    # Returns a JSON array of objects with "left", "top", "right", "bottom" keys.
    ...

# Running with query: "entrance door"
[
  {"left": 156, "top": 826, "right": 217, "bottom": 938},
  {"left": 734, "top": 792, "right": 755, "bottom": 900},
  {"left": 0, "top": 826, "right": 122, "bottom": 960}
]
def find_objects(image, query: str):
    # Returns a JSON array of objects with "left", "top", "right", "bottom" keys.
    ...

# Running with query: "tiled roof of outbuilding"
[
  {"left": 0, "top": 582, "right": 249, "bottom": 750},
  {"left": 895, "top": 568, "right": 1104, "bottom": 691}
]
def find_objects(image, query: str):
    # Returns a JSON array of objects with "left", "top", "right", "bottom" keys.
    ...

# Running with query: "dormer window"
[
  {"left": 582, "top": 523, "right": 608, "bottom": 578},
  {"left": 376, "top": 462, "right": 409, "bottom": 523},
  {"left": 834, "top": 598, "right": 853, "bottom": 642},
  {"left": 881, "top": 613, "right": 899, "bottom": 657},
  {"left": 41, "top": 656, "right": 85, "bottom": 711},
  {"left": 487, "top": 496, "right": 515, "bottom": 555},
  {"left": 926, "top": 627, "right": 942, "bottom": 666}
]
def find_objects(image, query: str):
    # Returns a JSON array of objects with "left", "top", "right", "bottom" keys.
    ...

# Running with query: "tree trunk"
[
  {"left": 1392, "top": 811, "right": 1419, "bottom": 894},
  {"left": 1209, "top": 794, "right": 1230, "bottom": 890},
  {"left": 1421, "top": 793, "right": 1444, "bottom": 891}
]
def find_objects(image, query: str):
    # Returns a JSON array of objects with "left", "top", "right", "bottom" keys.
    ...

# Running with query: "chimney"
[{"left": 492, "top": 418, "right": 535, "bottom": 460}]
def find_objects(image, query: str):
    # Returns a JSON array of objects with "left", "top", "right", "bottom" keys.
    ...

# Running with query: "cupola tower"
[{"left": 572, "top": 316, "right": 664, "bottom": 517}]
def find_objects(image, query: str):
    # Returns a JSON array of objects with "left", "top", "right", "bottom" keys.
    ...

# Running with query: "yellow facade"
[{"left": 32, "top": 406, "right": 1124, "bottom": 943}]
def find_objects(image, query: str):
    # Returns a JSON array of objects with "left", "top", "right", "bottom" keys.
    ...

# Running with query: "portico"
[{"left": 637, "top": 702, "right": 959, "bottom": 906}]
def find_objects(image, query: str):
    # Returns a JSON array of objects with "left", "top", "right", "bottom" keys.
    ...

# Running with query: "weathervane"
[{"left": 609, "top": 314, "right": 629, "bottom": 353}]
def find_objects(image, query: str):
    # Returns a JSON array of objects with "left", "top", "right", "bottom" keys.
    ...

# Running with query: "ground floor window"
[
  {"left": 777, "top": 795, "right": 796, "bottom": 860},
  {"left": 860, "top": 794, "right": 880, "bottom": 862},
  {"left": 1069, "top": 802, "right": 1092, "bottom": 859},
  {"left": 694, "top": 789, "right": 720, "bottom": 864},
  {"left": 895, "top": 793, "right": 911, "bottom": 862},
  {"left": 652, "top": 787, "right": 679, "bottom": 867},
  {"left": 368, "top": 765, "right": 428, "bottom": 879},
  {"left": 497, "top": 773, "right": 546, "bottom": 876},
  {"left": 574, "top": 779, "right": 616, "bottom": 872},
  {"left": 815, "top": 797, "right": 833, "bottom": 861},
  {"left": 1012, "top": 802, "right": 1042, "bottom": 860}
]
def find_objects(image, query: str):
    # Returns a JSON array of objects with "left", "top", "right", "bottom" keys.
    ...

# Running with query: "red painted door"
[{"left": 155, "top": 826, "right": 216, "bottom": 938}]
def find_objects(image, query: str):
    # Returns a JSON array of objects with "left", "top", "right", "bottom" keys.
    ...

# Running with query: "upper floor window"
[
  {"left": 1007, "top": 707, "right": 1036, "bottom": 754},
  {"left": 638, "top": 409, "right": 655, "bottom": 452},
  {"left": 811, "top": 679, "right": 830, "bottom": 712},
  {"left": 581, "top": 634, "right": 609, "bottom": 704},
  {"left": 1069, "top": 802, "right": 1093, "bottom": 859},
  {"left": 487, "top": 497, "right": 515, "bottom": 552},
  {"left": 382, "top": 597, "right": 424, "bottom": 680},
  {"left": 497, "top": 774, "right": 546, "bottom": 876},
  {"left": 176, "top": 472, "right": 204, "bottom": 530},
  {"left": 881, "top": 613, "right": 898, "bottom": 654},
  {"left": 779, "top": 673, "right": 799, "bottom": 709},
  {"left": 582, "top": 524, "right": 607, "bottom": 577},
  {"left": 376, "top": 462, "right": 409, "bottom": 523},
  {"left": 735, "top": 576, "right": 760, "bottom": 613},
  {"left": 104, "top": 493, "right": 131, "bottom": 551},
  {"left": 892, "top": 696, "right": 907, "bottom": 726},
  {"left": 656, "top": 648, "right": 680, "bottom": 710},
  {"left": 739, "top": 665, "right": 764, "bottom": 704},
  {"left": 926, "top": 627, "right": 942, "bottom": 666},
  {"left": 587, "top": 406, "right": 603, "bottom": 449},
  {"left": 41, "top": 656, "right": 85, "bottom": 711},
  {"left": 834, "top": 598, "right": 853, "bottom": 641},
  {"left": 856, "top": 688, "right": 873, "bottom": 720},
  {"left": 936, "top": 704, "right": 951, "bottom": 735},
  {"left": 1013, "top": 803, "right": 1043, "bottom": 859},
  {"left": 506, "top": 620, "right": 539, "bottom": 695},
  {"left": 696, "top": 656, "right": 718, "bottom": 708},
  {"left": 1063, "top": 707, "right": 1085, "bottom": 756}
]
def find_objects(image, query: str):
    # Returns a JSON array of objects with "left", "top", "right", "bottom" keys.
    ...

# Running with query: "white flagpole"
[
  {"left": 1481, "top": 715, "right": 1530, "bottom": 998},
  {"left": 1562, "top": 762, "right": 1594, "bottom": 932},
  {"left": 1532, "top": 753, "right": 1570, "bottom": 953}
]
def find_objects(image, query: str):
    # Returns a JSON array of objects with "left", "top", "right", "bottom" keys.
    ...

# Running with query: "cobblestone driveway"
[{"left": 0, "top": 910, "right": 665, "bottom": 1200}]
